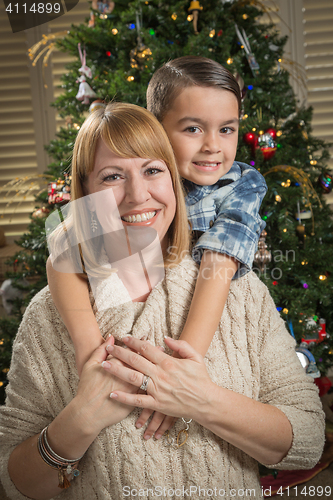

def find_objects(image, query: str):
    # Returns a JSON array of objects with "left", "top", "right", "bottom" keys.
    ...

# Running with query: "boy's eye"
[
  {"left": 220, "top": 127, "right": 234, "bottom": 134},
  {"left": 185, "top": 126, "right": 201, "bottom": 133}
]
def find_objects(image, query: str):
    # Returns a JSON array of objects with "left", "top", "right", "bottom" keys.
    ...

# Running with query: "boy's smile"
[{"left": 162, "top": 86, "right": 239, "bottom": 186}]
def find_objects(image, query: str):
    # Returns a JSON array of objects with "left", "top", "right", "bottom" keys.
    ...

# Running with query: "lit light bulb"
[
  {"left": 226, "top": 58, "right": 233, "bottom": 65},
  {"left": 171, "top": 13, "right": 177, "bottom": 20},
  {"left": 127, "top": 76, "right": 135, "bottom": 82},
  {"left": 112, "top": 28, "right": 118, "bottom": 35}
]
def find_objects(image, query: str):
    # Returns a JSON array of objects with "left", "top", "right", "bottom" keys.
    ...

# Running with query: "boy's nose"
[{"left": 201, "top": 133, "right": 222, "bottom": 154}]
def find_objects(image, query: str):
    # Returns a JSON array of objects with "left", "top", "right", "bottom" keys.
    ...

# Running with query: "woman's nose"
[
  {"left": 124, "top": 175, "right": 151, "bottom": 205},
  {"left": 201, "top": 132, "right": 222, "bottom": 154}
]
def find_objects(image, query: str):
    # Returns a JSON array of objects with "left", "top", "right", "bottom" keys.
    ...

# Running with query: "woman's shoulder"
[
  {"left": 230, "top": 270, "right": 269, "bottom": 298},
  {"left": 20, "top": 285, "right": 64, "bottom": 336}
]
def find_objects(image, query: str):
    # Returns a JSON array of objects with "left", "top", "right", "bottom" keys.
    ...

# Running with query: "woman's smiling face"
[{"left": 86, "top": 139, "right": 177, "bottom": 253}]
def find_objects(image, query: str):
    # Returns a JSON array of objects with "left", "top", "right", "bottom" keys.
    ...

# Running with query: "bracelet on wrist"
[{"left": 37, "top": 426, "right": 83, "bottom": 489}]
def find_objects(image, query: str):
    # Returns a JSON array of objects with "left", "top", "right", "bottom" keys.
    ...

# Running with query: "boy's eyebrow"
[{"left": 177, "top": 117, "right": 239, "bottom": 126}]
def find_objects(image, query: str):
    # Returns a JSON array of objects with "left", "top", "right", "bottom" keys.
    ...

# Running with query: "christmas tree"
[{"left": 1, "top": 0, "right": 332, "bottom": 402}]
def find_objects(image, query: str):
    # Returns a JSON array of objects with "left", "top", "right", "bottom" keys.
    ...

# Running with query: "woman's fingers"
[
  {"left": 89, "top": 335, "right": 115, "bottom": 364},
  {"left": 122, "top": 336, "right": 167, "bottom": 364},
  {"left": 102, "top": 355, "right": 147, "bottom": 389},
  {"left": 110, "top": 390, "right": 156, "bottom": 410},
  {"left": 105, "top": 341, "right": 156, "bottom": 377}
]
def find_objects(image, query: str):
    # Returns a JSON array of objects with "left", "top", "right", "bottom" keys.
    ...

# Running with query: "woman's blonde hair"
[{"left": 70, "top": 102, "right": 190, "bottom": 268}]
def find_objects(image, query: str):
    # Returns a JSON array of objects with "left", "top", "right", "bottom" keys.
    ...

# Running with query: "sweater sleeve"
[
  {"left": 0, "top": 291, "right": 69, "bottom": 500},
  {"left": 257, "top": 285, "right": 325, "bottom": 470}
]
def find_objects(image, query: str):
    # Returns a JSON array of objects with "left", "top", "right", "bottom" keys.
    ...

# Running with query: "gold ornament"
[
  {"left": 296, "top": 224, "right": 305, "bottom": 237},
  {"left": 264, "top": 166, "right": 322, "bottom": 236},
  {"left": 253, "top": 230, "right": 271, "bottom": 271},
  {"left": 130, "top": 43, "right": 152, "bottom": 69}
]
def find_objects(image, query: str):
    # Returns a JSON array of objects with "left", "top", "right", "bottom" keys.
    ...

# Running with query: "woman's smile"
[{"left": 121, "top": 209, "right": 159, "bottom": 224}]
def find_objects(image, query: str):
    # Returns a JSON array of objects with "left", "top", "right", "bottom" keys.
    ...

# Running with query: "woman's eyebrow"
[
  {"left": 97, "top": 159, "right": 154, "bottom": 174},
  {"left": 97, "top": 165, "right": 124, "bottom": 173}
]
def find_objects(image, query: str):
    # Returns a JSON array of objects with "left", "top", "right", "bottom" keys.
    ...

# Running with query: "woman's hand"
[
  {"left": 73, "top": 335, "right": 139, "bottom": 437},
  {"left": 101, "top": 336, "right": 214, "bottom": 421}
]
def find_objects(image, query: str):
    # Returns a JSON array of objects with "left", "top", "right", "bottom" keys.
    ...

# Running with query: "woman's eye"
[
  {"left": 145, "top": 167, "right": 164, "bottom": 176},
  {"left": 102, "top": 173, "right": 122, "bottom": 182}
]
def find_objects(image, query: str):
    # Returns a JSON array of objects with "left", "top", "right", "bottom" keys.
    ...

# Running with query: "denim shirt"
[{"left": 184, "top": 161, "right": 267, "bottom": 279}]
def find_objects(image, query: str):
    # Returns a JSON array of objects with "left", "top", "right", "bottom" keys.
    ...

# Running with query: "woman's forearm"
[
  {"left": 194, "top": 382, "right": 293, "bottom": 465},
  {"left": 7, "top": 338, "right": 136, "bottom": 500},
  {"left": 8, "top": 398, "right": 98, "bottom": 500}
]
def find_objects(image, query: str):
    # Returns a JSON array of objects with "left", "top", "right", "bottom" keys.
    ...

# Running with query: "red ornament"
[
  {"left": 217, "top": 29, "right": 223, "bottom": 37},
  {"left": 272, "top": 281, "right": 278, "bottom": 286},
  {"left": 265, "top": 127, "right": 277, "bottom": 140},
  {"left": 106, "top": 51, "right": 112, "bottom": 57},
  {"left": 243, "top": 131, "right": 258, "bottom": 146},
  {"left": 243, "top": 128, "right": 277, "bottom": 160}
]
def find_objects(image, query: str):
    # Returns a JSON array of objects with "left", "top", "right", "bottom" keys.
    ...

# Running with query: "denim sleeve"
[{"left": 192, "top": 176, "right": 267, "bottom": 279}]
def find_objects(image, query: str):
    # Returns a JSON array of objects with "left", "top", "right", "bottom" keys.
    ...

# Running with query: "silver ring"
[{"left": 140, "top": 374, "right": 150, "bottom": 392}]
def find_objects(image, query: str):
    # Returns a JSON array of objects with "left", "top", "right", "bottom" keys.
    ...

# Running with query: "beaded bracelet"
[{"left": 37, "top": 426, "right": 83, "bottom": 489}]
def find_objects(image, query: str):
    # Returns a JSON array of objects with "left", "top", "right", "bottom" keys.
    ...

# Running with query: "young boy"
[
  {"left": 145, "top": 56, "right": 267, "bottom": 354},
  {"left": 47, "top": 56, "right": 267, "bottom": 440}
]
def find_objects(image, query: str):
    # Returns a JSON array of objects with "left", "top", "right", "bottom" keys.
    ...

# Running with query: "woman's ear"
[{"left": 86, "top": 194, "right": 95, "bottom": 212}]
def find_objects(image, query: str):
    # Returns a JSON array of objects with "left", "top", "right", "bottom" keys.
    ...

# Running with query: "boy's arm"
[
  {"left": 175, "top": 250, "right": 238, "bottom": 357},
  {"left": 46, "top": 257, "right": 103, "bottom": 375}
]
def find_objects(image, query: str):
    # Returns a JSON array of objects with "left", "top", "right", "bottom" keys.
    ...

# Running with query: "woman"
[{"left": 0, "top": 103, "right": 325, "bottom": 500}]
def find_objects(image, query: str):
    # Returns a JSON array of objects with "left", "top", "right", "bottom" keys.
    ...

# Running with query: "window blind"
[
  {"left": 0, "top": 3, "right": 39, "bottom": 243},
  {"left": 303, "top": 0, "right": 333, "bottom": 176}
]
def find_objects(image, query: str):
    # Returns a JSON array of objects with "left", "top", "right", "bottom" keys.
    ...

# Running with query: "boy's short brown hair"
[{"left": 147, "top": 56, "right": 242, "bottom": 122}]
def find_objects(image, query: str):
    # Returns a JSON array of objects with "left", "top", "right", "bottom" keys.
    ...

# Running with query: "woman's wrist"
[{"left": 46, "top": 398, "right": 100, "bottom": 461}]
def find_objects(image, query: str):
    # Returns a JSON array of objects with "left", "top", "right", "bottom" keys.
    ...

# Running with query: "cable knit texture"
[{"left": 0, "top": 257, "right": 325, "bottom": 500}]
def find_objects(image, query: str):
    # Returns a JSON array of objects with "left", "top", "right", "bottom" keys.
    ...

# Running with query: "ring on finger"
[{"left": 140, "top": 374, "right": 150, "bottom": 392}]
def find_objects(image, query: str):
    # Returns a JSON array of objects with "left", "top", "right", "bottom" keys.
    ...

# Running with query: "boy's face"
[{"left": 162, "top": 86, "right": 239, "bottom": 186}]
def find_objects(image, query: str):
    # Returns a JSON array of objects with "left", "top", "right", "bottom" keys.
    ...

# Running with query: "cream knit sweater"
[{"left": 0, "top": 257, "right": 325, "bottom": 500}]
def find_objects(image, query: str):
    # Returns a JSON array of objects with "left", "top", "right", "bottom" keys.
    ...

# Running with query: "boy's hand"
[{"left": 136, "top": 410, "right": 177, "bottom": 440}]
